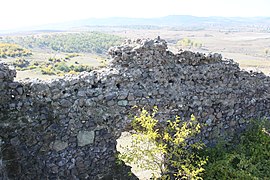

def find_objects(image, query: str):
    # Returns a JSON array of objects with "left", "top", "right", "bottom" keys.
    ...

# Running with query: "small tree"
[{"left": 119, "top": 107, "right": 207, "bottom": 179}]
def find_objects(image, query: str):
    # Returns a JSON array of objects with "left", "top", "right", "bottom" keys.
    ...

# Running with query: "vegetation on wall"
[
  {"left": 119, "top": 107, "right": 270, "bottom": 180},
  {"left": 119, "top": 107, "right": 207, "bottom": 179},
  {"left": 202, "top": 119, "right": 270, "bottom": 180}
]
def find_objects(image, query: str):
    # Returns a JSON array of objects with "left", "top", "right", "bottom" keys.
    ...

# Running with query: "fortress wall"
[{"left": 1, "top": 38, "right": 270, "bottom": 179}]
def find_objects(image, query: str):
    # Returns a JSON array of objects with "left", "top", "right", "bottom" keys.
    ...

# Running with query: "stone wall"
[{"left": 1, "top": 37, "right": 270, "bottom": 179}]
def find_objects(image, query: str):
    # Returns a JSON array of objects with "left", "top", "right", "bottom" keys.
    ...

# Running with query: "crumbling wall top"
[{"left": 108, "top": 37, "right": 225, "bottom": 68}]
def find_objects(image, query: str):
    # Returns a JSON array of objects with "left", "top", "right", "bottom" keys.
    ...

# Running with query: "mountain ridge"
[{"left": 1, "top": 15, "right": 270, "bottom": 34}]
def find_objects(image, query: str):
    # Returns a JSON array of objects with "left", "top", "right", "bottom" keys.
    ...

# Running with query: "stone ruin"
[{"left": 0, "top": 38, "right": 270, "bottom": 179}]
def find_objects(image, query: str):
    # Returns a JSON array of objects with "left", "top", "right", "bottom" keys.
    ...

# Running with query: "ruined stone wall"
[{"left": 1, "top": 38, "right": 270, "bottom": 179}]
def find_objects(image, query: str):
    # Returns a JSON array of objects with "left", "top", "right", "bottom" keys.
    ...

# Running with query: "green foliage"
[
  {"left": 177, "top": 38, "right": 202, "bottom": 49},
  {"left": 119, "top": 107, "right": 207, "bottom": 179},
  {"left": 70, "top": 65, "right": 93, "bottom": 72},
  {"left": 28, "top": 65, "right": 37, "bottom": 70},
  {"left": 163, "top": 115, "right": 206, "bottom": 179},
  {"left": 40, "top": 65, "right": 55, "bottom": 75},
  {"left": 0, "top": 43, "right": 32, "bottom": 58},
  {"left": 65, "top": 53, "right": 80, "bottom": 60},
  {"left": 55, "top": 62, "right": 70, "bottom": 72},
  {"left": 11, "top": 58, "right": 30, "bottom": 69},
  {"left": 202, "top": 119, "right": 270, "bottom": 180},
  {"left": 39, "top": 59, "right": 93, "bottom": 75},
  {"left": 0, "top": 32, "right": 123, "bottom": 54}
]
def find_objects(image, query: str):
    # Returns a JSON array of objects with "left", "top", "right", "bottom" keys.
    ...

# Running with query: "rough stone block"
[{"left": 77, "top": 130, "right": 95, "bottom": 147}]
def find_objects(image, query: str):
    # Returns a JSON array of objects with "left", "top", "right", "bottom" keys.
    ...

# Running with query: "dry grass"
[{"left": 237, "top": 59, "right": 270, "bottom": 75}]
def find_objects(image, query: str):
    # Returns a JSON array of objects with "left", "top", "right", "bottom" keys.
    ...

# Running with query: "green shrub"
[
  {"left": 12, "top": 58, "right": 30, "bottom": 68},
  {"left": 41, "top": 65, "right": 55, "bottom": 75},
  {"left": 28, "top": 65, "right": 37, "bottom": 70},
  {"left": 202, "top": 119, "right": 270, "bottom": 180},
  {"left": 177, "top": 38, "right": 202, "bottom": 49},
  {"left": 0, "top": 43, "right": 32, "bottom": 58},
  {"left": 55, "top": 62, "right": 70, "bottom": 72},
  {"left": 72, "top": 65, "right": 93, "bottom": 72},
  {"left": 65, "top": 53, "right": 80, "bottom": 59},
  {"left": 119, "top": 107, "right": 207, "bottom": 179}
]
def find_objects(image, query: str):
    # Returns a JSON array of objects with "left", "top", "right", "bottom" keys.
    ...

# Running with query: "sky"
[{"left": 0, "top": 0, "right": 269, "bottom": 30}]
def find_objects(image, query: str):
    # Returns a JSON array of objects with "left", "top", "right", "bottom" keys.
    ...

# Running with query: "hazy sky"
[{"left": 0, "top": 0, "right": 269, "bottom": 30}]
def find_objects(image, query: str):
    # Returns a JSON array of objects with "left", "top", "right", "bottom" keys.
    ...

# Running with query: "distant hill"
[
  {"left": 41, "top": 15, "right": 270, "bottom": 29},
  {"left": 1, "top": 15, "right": 270, "bottom": 33},
  {"left": 59, "top": 15, "right": 269, "bottom": 25}
]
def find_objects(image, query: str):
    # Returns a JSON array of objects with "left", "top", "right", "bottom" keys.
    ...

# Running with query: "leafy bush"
[
  {"left": 12, "top": 58, "right": 30, "bottom": 68},
  {"left": 71, "top": 65, "right": 93, "bottom": 72},
  {"left": 119, "top": 107, "right": 207, "bottom": 179},
  {"left": 64, "top": 53, "right": 80, "bottom": 60},
  {"left": 0, "top": 43, "right": 32, "bottom": 58},
  {"left": 28, "top": 65, "right": 37, "bottom": 70},
  {"left": 202, "top": 119, "right": 270, "bottom": 180},
  {"left": 41, "top": 65, "right": 55, "bottom": 75},
  {"left": 55, "top": 62, "right": 70, "bottom": 72},
  {"left": 177, "top": 38, "right": 202, "bottom": 49}
]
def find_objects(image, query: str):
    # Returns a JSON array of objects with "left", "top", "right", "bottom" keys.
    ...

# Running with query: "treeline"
[
  {"left": 0, "top": 43, "right": 32, "bottom": 58},
  {"left": 0, "top": 32, "right": 123, "bottom": 54}
]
